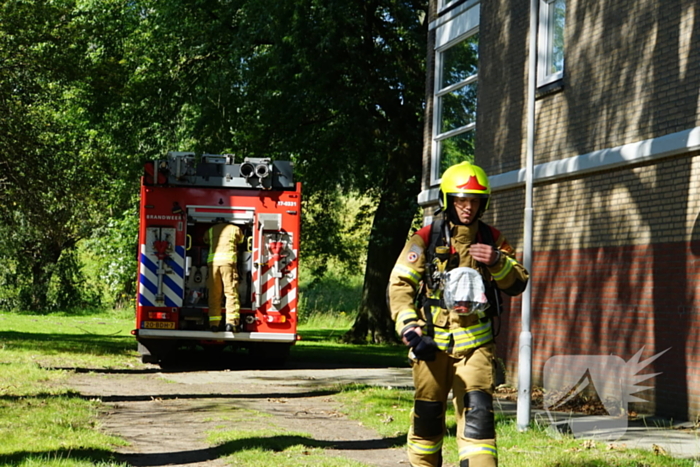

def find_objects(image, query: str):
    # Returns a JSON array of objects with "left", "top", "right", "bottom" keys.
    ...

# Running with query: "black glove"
[{"left": 403, "top": 329, "right": 438, "bottom": 361}]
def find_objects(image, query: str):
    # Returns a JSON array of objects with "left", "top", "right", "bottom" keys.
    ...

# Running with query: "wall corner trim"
[
  {"left": 417, "top": 126, "right": 700, "bottom": 206},
  {"left": 490, "top": 126, "right": 700, "bottom": 192},
  {"left": 418, "top": 186, "right": 442, "bottom": 206}
]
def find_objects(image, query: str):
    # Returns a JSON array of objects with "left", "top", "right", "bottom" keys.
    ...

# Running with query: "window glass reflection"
[
  {"left": 439, "top": 82, "right": 477, "bottom": 134},
  {"left": 550, "top": 0, "right": 565, "bottom": 74},
  {"left": 440, "top": 34, "right": 479, "bottom": 89},
  {"left": 439, "top": 130, "right": 476, "bottom": 177}
]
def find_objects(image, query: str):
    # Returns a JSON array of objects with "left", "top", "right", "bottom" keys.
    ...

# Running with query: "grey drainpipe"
[{"left": 517, "top": 0, "right": 538, "bottom": 432}]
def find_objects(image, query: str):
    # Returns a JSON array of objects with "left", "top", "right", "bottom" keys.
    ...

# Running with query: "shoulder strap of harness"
[
  {"left": 419, "top": 218, "right": 448, "bottom": 337},
  {"left": 425, "top": 218, "right": 444, "bottom": 262},
  {"left": 424, "top": 217, "right": 451, "bottom": 290}
]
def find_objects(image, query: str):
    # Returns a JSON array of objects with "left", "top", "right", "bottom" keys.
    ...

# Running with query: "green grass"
[
  {"left": 0, "top": 310, "right": 137, "bottom": 369},
  {"left": 294, "top": 324, "right": 408, "bottom": 368},
  {"left": 0, "top": 311, "right": 133, "bottom": 467},
  {"left": 0, "top": 390, "right": 128, "bottom": 467},
  {"left": 295, "top": 308, "right": 409, "bottom": 368},
  {"left": 1, "top": 310, "right": 698, "bottom": 467},
  {"left": 333, "top": 385, "right": 697, "bottom": 467},
  {"left": 208, "top": 429, "right": 370, "bottom": 466},
  {"left": 297, "top": 266, "right": 364, "bottom": 322},
  {"left": 300, "top": 310, "right": 357, "bottom": 335},
  {"left": 0, "top": 361, "right": 128, "bottom": 466}
]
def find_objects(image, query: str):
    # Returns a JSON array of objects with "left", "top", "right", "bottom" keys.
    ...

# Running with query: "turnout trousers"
[
  {"left": 207, "top": 263, "right": 240, "bottom": 325},
  {"left": 407, "top": 342, "right": 497, "bottom": 467}
]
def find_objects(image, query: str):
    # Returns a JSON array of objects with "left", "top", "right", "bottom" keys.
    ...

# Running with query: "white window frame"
[
  {"left": 438, "top": 0, "right": 460, "bottom": 11},
  {"left": 537, "top": 0, "right": 565, "bottom": 86},
  {"left": 430, "top": 3, "right": 480, "bottom": 186}
]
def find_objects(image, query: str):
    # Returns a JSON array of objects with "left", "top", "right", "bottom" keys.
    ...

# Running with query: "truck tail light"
[
  {"left": 266, "top": 314, "right": 287, "bottom": 323},
  {"left": 148, "top": 311, "right": 170, "bottom": 320}
]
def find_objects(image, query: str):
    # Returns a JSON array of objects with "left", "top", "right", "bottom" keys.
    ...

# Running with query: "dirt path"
[{"left": 66, "top": 363, "right": 417, "bottom": 467}]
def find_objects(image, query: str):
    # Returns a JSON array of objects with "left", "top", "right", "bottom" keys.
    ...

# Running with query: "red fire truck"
[{"left": 132, "top": 152, "right": 301, "bottom": 365}]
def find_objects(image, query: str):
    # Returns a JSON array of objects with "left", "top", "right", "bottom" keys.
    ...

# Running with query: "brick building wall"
[
  {"left": 476, "top": 0, "right": 529, "bottom": 174},
  {"left": 426, "top": 0, "right": 700, "bottom": 419},
  {"left": 479, "top": 0, "right": 700, "bottom": 170},
  {"left": 493, "top": 154, "right": 700, "bottom": 418}
]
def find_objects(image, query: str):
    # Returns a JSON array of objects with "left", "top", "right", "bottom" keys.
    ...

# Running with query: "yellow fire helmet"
[{"left": 439, "top": 161, "right": 491, "bottom": 212}]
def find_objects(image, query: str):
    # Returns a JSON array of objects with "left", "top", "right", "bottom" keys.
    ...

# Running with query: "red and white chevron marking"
[{"left": 251, "top": 234, "right": 297, "bottom": 315}]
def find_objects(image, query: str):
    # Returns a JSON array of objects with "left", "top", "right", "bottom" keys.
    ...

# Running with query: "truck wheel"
[
  {"left": 141, "top": 353, "right": 160, "bottom": 364},
  {"left": 138, "top": 340, "right": 175, "bottom": 365},
  {"left": 138, "top": 342, "right": 157, "bottom": 364}
]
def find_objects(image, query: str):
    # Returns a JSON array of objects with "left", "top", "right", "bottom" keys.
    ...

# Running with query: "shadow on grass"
[
  {"left": 32, "top": 344, "right": 410, "bottom": 374},
  {"left": 49, "top": 343, "right": 409, "bottom": 372},
  {"left": 0, "top": 448, "right": 120, "bottom": 466},
  {"left": 217, "top": 433, "right": 407, "bottom": 454},
  {"left": 1, "top": 327, "right": 410, "bottom": 371},
  {"left": 297, "top": 329, "right": 353, "bottom": 342},
  {"left": 117, "top": 433, "right": 407, "bottom": 467},
  {"left": 0, "top": 388, "right": 341, "bottom": 403},
  {"left": 291, "top": 341, "right": 408, "bottom": 369},
  {"left": 0, "top": 331, "right": 134, "bottom": 357}
]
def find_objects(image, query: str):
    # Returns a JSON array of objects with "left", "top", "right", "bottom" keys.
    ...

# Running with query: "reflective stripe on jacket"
[
  {"left": 388, "top": 220, "right": 529, "bottom": 357},
  {"left": 421, "top": 290, "right": 494, "bottom": 355}
]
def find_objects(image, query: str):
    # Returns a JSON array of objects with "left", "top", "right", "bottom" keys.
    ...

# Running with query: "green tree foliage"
[
  {"left": 0, "top": 0, "right": 141, "bottom": 311},
  {"left": 79, "top": 210, "right": 140, "bottom": 307},
  {"left": 122, "top": 0, "right": 428, "bottom": 342},
  {"left": 0, "top": 0, "right": 428, "bottom": 338}
]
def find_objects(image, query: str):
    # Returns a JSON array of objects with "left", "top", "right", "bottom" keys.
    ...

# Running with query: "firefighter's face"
[{"left": 452, "top": 196, "right": 481, "bottom": 225}]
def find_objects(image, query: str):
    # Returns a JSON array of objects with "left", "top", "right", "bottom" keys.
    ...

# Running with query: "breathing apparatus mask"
[{"left": 442, "top": 267, "right": 490, "bottom": 315}]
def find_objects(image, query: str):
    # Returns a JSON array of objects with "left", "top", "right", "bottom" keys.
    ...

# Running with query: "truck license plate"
[{"left": 143, "top": 321, "right": 176, "bottom": 330}]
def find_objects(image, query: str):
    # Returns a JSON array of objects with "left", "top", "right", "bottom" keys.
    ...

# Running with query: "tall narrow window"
[
  {"left": 431, "top": 2, "right": 479, "bottom": 185},
  {"left": 538, "top": 0, "right": 565, "bottom": 86},
  {"left": 433, "top": 32, "right": 479, "bottom": 182}
]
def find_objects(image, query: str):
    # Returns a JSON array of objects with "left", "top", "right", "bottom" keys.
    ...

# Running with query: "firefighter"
[
  {"left": 204, "top": 222, "right": 245, "bottom": 332},
  {"left": 388, "top": 161, "right": 529, "bottom": 467}
]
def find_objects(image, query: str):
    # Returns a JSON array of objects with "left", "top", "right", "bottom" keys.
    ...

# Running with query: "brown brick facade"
[
  {"left": 497, "top": 236, "right": 700, "bottom": 418},
  {"left": 424, "top": 0, "right": 700, "bottom": 419},
  {"left": 478, "top": 0, "right": 700, "bottom": 170},
  {"left": 493, "top": 153, "right": 700, "bottom": 418}
]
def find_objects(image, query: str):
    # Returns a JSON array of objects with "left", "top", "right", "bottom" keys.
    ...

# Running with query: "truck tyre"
[
  {"left": 138, "top": 340, "right": 176, "bottom": 366},
  {"left": 138, "top": 342, "right": 158, "bottom": 364},
  {"left": 141, "top": 353, "right": 160, "bottom": 364}
]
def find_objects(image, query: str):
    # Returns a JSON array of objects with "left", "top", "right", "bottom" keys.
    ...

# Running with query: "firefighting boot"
[{"left": 225, "top": 313, "right": 241, "bottom": 333}]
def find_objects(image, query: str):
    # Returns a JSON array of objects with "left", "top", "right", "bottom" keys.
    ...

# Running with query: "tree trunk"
[
  {"left": 344, "top": 148, "right": 422, "bottom": 344},
  {"left": 27, "top": 241, "right": 64, "bottom": 312},
  {"left": 335, "top": 1, "right": 428, "bottom": 344},
  {"left": 29, "top": 257, "right": 52, "bottom": 312}
]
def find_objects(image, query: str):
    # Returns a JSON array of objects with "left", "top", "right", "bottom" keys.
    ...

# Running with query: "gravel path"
[{"left": 66, "top": 364, "right": 418, "bottom": 466}]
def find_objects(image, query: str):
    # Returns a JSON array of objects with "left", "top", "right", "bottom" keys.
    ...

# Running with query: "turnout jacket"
[
  {"left": 388, "top": 220, "right": 529, "bottom": 357},
  {"left": 204, "top": 224, "right": 244, "bottom": 266}
]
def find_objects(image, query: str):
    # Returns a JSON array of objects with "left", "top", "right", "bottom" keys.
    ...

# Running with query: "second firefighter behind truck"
[{"left": 204, "top": 223, "right": 244, "bottom": 332}]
